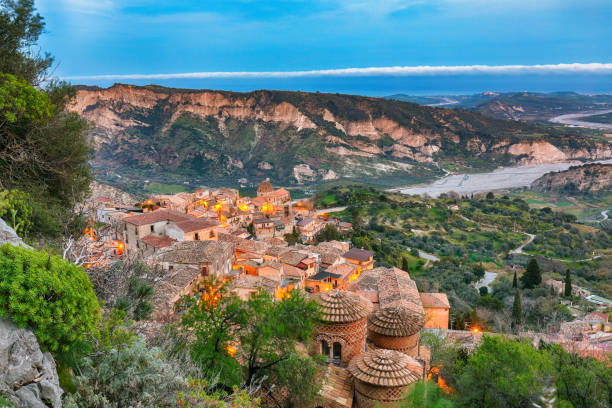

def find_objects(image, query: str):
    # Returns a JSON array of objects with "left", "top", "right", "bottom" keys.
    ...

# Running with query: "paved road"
[
  {"left": 476, "top": 271, "right": 498, "bottom": 291},
  {"left": 549, "top": 109, "right": 612, "bottom": 130},
  {"left": 509, "top": 233, "right": 536, "bottom": 255},
  {"left": 602, "top": 210, "right": 609, "bottom": 221},
  {"left": 407, "top": 247, "right": 440, "bottom": 262},
  {"left": 315, "top": 206, "right": 347, "bottom": 215}
]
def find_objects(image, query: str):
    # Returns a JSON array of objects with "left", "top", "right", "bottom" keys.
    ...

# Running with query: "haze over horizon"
[{"left": 38, "top": 0, "right": 612, "bottom": 95}]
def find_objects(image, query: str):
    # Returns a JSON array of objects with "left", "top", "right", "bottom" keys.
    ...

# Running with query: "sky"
[{"left": 36, "top": 0, "right": 612, "bottom": 95}]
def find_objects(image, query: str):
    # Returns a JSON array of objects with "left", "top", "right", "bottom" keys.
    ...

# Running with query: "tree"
[
  {"left": 397, "top": 380, "right": 454, "bottom": 408},
  {"left": 0, "top": 244, "right": 100, "bottom": 351},
  {"left": 0, "top": 2, "right": 92, "bottom": 240},
  {"left": 316, "top": 223, "right": 342, "bottom": 242},
  {"left": 455, "top": 336, "right": 552, "bottom": 408},
  {"left": 512, "top": 270, "right": 518, "bottom": 289},
  {"left": 564, "top": 268, "right": 572, "bottom": 297},
  {"left": 511, "top": 289, "right": 523, "bottom": 332},
  {"left": 0, "top": 0, "right": 53, "bottom": 84},
  {"left": 520, "top": 258, "right": 541, "bottom": 289}
]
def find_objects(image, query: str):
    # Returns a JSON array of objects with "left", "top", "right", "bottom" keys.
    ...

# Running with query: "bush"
[{"left": 0, "top": 244, "right": 100, "bottom": 351}]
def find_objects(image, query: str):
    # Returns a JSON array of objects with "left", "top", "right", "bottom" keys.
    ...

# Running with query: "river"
[
  {"left": 549, "top": 109, "right": 612, "bottom": 130},
  {"left": 391, "top": 159, "right": 612, "bottom": 198}
]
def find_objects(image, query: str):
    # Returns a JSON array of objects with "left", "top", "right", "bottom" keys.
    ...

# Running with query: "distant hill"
[
  {"left": 387, "top": 92, "right": 612, "bottom": 121},
  {"left": 70, "top": 84, "right": 611, "bottom": 191},
  {"left": 531, "top": 163, "right": 612, "bottom": 194}
]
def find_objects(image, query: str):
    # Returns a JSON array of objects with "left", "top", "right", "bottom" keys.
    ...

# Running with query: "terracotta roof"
[
  {"left": 283, "top": 264, "right": 306, "bottom": 278},
  {"left": 218, "top": 233, "right": 269, "bottom": 255},
  {"left": 123, "top": 209, "right": 192, "bottom": 226},
  {"left": 230, "top": 275, "right": 278, "bottom": 295},
  {"left": 297, "top": 217, "right": 315, "bottom": 227},
  {"left": 265, "top": 245, "right": 291, "bottom": 258},
  {"left": 585, "top": 313, "right": 609, "bottom": 322},
  {"left": 251, "top": 197, "right": 268, "bottom": 207},
  {"left": 271, "top": 188, "right": 290, "bottom": 197},
  {"left": 327, "top": 263, "right": 357, "bottom": 280},
  {"left": 152, "top": 240, "right": 234, "bottom": 265},
  {"left": 257, "top": 179, "right": 274, "bottom": 194},
  {"left": 312, "top": 290, "right": 372, "bottom": 324},
  {"left": 140, "top": 235, "right": 177, "bottom": 249},
  {"left": 320, "top": 365, "right": 353, "bottom": 408},
  {"left": 173, "top": 218, "right": 220, "bottom": 232},
  {"left": 343, "top": 248, "right": 374, "bottom": 262},
  {"left": 368, "top": 304, "right": 425, "bottom": 337},
  {"left": 420, "top": 293, "right": 450, "bottom": 309},
  {"left": 280, "top": 250, "right": 309, "bottom": 266},
  {"left": 258, "top": 261, "right": 283, "bottom": 271},
  {"left": 348, "top": 349, "right": 422, "bottom": 387}
]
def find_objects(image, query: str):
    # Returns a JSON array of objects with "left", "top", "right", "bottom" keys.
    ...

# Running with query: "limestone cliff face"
[
  {"left": 70, "top": 84, "right": 612, "bottom": 187},
  {"left": 531, "top": 163, "right": 612, "bottom": 193}
]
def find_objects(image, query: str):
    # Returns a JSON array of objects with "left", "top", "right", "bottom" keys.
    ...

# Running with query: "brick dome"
[
  {"left": 368, "top": 304, "right": 425, "bottom": 337},
  {"left": 349, "top": 349, "right": 423, "bottom": 408},
  {"left": 349, "top": 349, "right": 421, "bottom": 387},
  {"left": 313, "top": 290, "right": 372, "bottom": 324},
  {"left": 257, "top": 179, "right": 274, "bottom": 195}
]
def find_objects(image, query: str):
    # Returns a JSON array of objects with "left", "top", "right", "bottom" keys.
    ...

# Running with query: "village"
[{"left": 77, "top": 179, "right": 610, "bottom": 408}]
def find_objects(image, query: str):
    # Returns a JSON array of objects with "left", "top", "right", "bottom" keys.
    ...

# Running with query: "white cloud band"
[{"left": 64, "top": 62, "right": 612, "bottom": 80}]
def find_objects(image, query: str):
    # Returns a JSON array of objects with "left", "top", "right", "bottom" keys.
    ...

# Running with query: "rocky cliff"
[
  {"left": 71, "top": 84, "right": 611, "bottom": 189},
  {"left": 531, "top": 163, "right": 612, "bottom": 194}
]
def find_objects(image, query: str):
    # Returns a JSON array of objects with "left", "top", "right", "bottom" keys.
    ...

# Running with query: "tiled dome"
[
  {"left": 368, "top": 304, "right": 425, "bottom": 337},
  {"left": 257, "top": 179, "right": 274, "bottom": 194},
  {"left": 313, "top": 290, "right": 372, "bottom": 324},
  {"left": 348, "top": 348, "right": 422, "bottom": 387}
]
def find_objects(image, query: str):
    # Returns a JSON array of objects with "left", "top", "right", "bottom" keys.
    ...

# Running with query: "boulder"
[
  {"left": 0, "top": 218, "right": 31, "bottom": 249},
  {"left": 0, "top": 319, "right": 63, "bottom": 407}
]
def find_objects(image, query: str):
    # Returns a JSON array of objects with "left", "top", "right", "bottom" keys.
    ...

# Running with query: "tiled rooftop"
[
  {"left": 123, "top": 209, "right": 193, "bottom": 226},
  {"left": 312, "top": 290, "right": 372, "bottom": 324},
  {"left": 343, "top": 247, "right": 374, "bottom": 262},
  {"left": 348, "top": 348, "right": 422, "bottom": 387}
]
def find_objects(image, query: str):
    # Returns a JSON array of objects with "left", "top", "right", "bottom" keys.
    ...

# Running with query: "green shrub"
[
  {"left": 0, "top": 189, "right": 32, "bottom": 237},
  {"left": 0, "top": 244, "right": 100, "bottom": 351}
]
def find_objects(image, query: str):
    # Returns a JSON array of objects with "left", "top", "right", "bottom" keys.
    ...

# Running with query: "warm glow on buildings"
[
  {"left": 226, "top": 345, "right": 237, "bottom": 357},
  {"left": 199, "top": 199, "right": 208, "bottom": 208},
  {"left": 239, "top": 203, "right": 249, "bottom": 211}
]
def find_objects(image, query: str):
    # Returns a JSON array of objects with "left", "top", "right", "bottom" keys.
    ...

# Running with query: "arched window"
[
  {"left": 333, "top": 342, "right": 341, "bottom": 361},
  {"left": 321, "top": 340, "right": 330, "bottom": 358}
]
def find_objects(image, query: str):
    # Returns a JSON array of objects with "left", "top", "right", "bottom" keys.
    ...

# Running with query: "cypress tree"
[
  {"left": 520, "top": 258, "right": 541, "bottom": 289},
  {"left": 564, "top": 268, "right": 572, "bottom": 297},
  {"left": 512, "top": 270, "right": 518, "bottom": 289},
  {"left": 511, "top": 288, "right": 522, "bottom": 331}
]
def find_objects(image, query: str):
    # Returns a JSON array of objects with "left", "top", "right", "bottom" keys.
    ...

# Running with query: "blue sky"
[{"left": 36, "top": 0, "right": 612, "bottom": 93}]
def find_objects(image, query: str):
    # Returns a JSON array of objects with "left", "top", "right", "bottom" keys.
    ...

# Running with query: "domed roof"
[
  {"left": 313, "top": 290, "right": 372, "bottom": 324},
  {"left": 257, "top": 179, "right": 274, "bottom": 194},
  {"left": 348, "top": 349, "right": 422, "bottom": 387},
  {"left": 368, "top": 304, "right": 425, "bottom": 337}
]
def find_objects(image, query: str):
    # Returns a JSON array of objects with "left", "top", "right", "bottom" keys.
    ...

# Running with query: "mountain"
[
  {"left": 531, "top": 163, "right": 612, "bottom": 194},
  {"left": 71, "top": 84, "right": 611, "bottom": 191},
  {"left": 388, "top": 92, "right": 612, "bottom": 121}
]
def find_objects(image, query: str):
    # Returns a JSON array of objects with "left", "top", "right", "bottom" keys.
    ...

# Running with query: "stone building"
[
  {"left": 348, "top": 349, "right": 423, "bottom": 408},
  {"left": 312, "top": 290, "right": 373, "bottom": 366},
  {"left": 368, "top": 304, "right": 425, "bottom": 356}
]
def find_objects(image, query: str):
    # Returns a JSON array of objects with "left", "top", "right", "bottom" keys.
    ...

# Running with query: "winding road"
[{"left": 509, "top": 233, "right": 536, "bottom": 255}]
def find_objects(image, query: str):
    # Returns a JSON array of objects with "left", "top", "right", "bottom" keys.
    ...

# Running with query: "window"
[
  {"left": 321, "top": 340, "right": 330, "bottom": 358},
  {"left": 194, "top": 232, "right": 199, "bottom": 241},
  {"left": 150, "top": 225, "right": 154, "bottom": 233},
  {"left": 209, "top": 230, "right": 215, "bottom": 238},
  {"left": 333, "top": 342, "right": 341, "bottom": 360},
  {"left": 169, "top": 265, "right": 174, "bottom": 271},
  {"left": 201, "top": 266, "right": 208, "bottom": 276}
]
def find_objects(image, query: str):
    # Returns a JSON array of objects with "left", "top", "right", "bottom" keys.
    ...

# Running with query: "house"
[
  {"left": 306, "top": 270, "right": 340, "bottom": 293},
  {"left": 230, "top": 275, "right": 279, "bottom": 300},
  {"left": 139, "top": 235, "right": 177, "bottom": 256},
  {"left": 343, "top": 248, "right": 375, "bottom": 271},
  {"left": 296, "top": 217, "right": 325, "bottom": 242},
  {"left": 420, "top": 292, "right": 450, "bottom": 329},
  {"left": 253, "top": 218, "right": 276, "bottom": 240},
  {"left": 256, "top": 261, "right": 284, "bottom": 282},
  {"left": 165, "top": 218, "right": 220, "bottom": 242},
  {"left": 121, "top": 209, "right": 194, "bottom": 254}
]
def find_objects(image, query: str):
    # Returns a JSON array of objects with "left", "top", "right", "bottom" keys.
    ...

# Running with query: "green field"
[{"left": 144, "top": 182, "right": 191, "bottom": 194}]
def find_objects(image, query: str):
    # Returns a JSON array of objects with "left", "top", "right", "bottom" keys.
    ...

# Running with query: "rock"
[
  {"left": 0, "top": 218, "right": 31, "bottom": 249},
  {"left": 0, "top": 318, "right": 63, "bottom": 407}
]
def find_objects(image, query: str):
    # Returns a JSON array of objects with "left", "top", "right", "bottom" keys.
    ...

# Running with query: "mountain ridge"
[{"left": 71, "top": 84, "right": 611, "bottom": 191}]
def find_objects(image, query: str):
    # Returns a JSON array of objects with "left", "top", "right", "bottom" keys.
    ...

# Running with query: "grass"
[{"left": 144, "top": 182, "right": 191, "bottom": 194}]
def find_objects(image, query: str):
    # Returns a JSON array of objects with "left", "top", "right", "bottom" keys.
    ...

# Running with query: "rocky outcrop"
[
  {"left": 0, "top": 319, "right": 63, "bottom": 408},
  {"left": 531, "top": 163, "right": 612, "bottom": 193},
  {"left": 0, "top": 219, "right": 31, "bottom": 249},
  {"left": 71, "top": 84, "right": 612, "bottom": 187}
]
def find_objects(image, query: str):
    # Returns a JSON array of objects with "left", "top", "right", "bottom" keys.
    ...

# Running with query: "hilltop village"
[
  {"left": 75, "top": 179, "right": 611, "bottom": 407},
  {"left": 78, "top": 179, "right": 452, "bottom": 407}
]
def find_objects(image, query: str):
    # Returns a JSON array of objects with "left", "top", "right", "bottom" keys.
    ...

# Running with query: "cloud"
[{"left": 63, "top": 63, "right": 612, "bottom": 80}]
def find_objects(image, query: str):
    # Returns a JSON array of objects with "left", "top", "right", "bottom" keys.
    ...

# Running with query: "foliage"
[
  {"left": 64, "top": 337, "right": 186, "bottom": 408},
  {"left": 454, "top": 336, "right": 552, "bottom": 408},
  {"left": 0, "top": 188, "right": 31, "bottom": 236},
  {"left": 564, "top": 268, "right": 572, "bottom": 297},
  {"left": 0, "top": 244, "right": 100, "bottom": 351},
  {"left": 181, "top": 280, "right": 323, "bottom": 406},
  {"left": 511, "top": 289, "right": 523, "bottom": 331},
  {"left": 397, "top": 381, "right": 454, "bottom": 408},
  {"left": 177, "top": 379, "right": 261, "bottom": 408},
  {"left": 315, "top": 223, "right": 342, "bottom": 242},
  {"left": 545, "top": 344, "right": 612, "bottom": 408},
  {"left": 521, "top": 258, "right": 542, "bottom": 289},
  {"left": 115, "top": 276, "right": 154, "bottom": 321}
]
